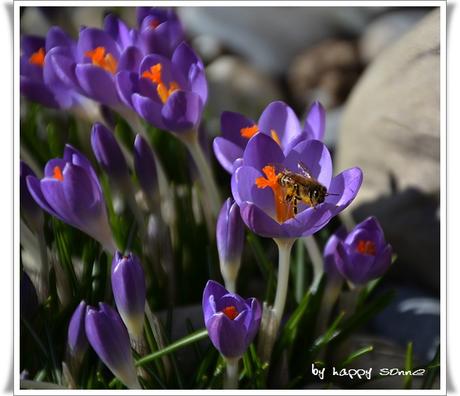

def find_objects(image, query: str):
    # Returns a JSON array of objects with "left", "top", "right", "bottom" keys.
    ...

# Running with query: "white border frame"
[{"left": 13, "top": 1, "right": 447, "bottom": 395}]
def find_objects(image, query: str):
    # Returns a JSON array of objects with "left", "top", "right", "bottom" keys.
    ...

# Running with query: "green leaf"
[
  {"left": 422, "top": 345, "right": 440, "bottom": 389},
  {"left": 404, "top": 342, "right": 413, "bottom": 389},
  {"left": 340, "top": 345, "right": 374, "bottom": 368},
  {"left": 136, "top": 329, "right": 208, "bottom": 367}
]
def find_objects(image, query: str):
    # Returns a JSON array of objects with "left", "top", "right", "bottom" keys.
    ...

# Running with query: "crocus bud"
[
  {"left": 334, "top": 217, "right": 393, "bottom": 285},
  {"left": 20, "top": 271, "right": 38, "bottom": 321},
  {"left": 133, "top": 134, "right": 157, "bottom": 199},
  {"left": 20, "top": 161, "right": 44, "bottom": 233},
  {"left": 26, "top": 144, "right": 116, "bottom": 254},
  {"left": 216, "top": 198, "right": 245, "bottom": 292},
  {"left": 91, "top": 123, "right": 130, "bottom": 186},
  {"left": 202, "top": 280, "right": 261, "bottom": 359},
  {"left": 111, "top": 252, "right": 146, "bottom": 340},
  {"left": 85, "top": 303, "right": 140, "bottom": 389},
  {"left": 323, "top": 225, "right": 348, "bottom": 281},
  {"left": 67, "top": 301, "right": 88, "bottom": 361}
]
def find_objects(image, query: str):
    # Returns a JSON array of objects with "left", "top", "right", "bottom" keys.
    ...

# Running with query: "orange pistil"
[
  {"left": 222, "top": 306, "right": 239, "bottom": 320},
  {"left": 141, "top": 63, "right": 180, "bottom": 104},
  {"left": 356, "top": 240, "right": 376, "bottom": 256},
  {"left": 240, "top": 124, "right": 258, "bottom": 139},
  {"left": 255, "top": 165, "right": 294, "bottom": 223},
  {"left": 29, "top": 47, "right": 45, "bottom": 67},
  {"left": 53, "top": 166, "right": 64, "bottom": 182},
  {"left": 149, "top": 19, "right": 160, "bottom": 29},
  {"left": 270, "top": 129, "right": 281, "bottom": 146},
  {"left": 84, "top": 47, "right": 118, "bottom": 74}
]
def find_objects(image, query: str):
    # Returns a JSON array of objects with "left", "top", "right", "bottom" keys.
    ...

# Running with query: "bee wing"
[{"left": 297, "top": 161, "right": 315, "bottom": 179}]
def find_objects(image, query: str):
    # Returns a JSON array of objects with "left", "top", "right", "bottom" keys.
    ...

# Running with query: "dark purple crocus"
[
  {"left": 137, "top": 7, "right": 185, "bottom": 57},
  {"left": 20, "top": 161, "right": 44, "bottom": 233},
  {"left": 213, "top": 101, "right": 326, "bottom": 173},
  {"left": 323, "top": 226, "right": 348, "bottom": 281},
  {"left": 202, "top": 280, "right": 261, "bottom": 359},
  {"left": 68, "top": 301, "right": 88, "bottom": 360},
  {"left": 111, "top": 251, "right": 146, "bottom": 339},
  {"left": 20, "top": 27, "right": 82, "bottom": 109},
  {"left": 217, "top": 198, "right": 245, "bottom": 292},
  {"left": 231, "top": 133, "right": 362, "bottom": 238},
  {"left": 116, "top": 42, "right": 207, "bottom": 134},
  {"left": 26, "top": 144, "right": 116, "bottom": 253},
  {"left": 85, "top": 303, "right": 140, "bottom": 389},
  {"left": 91, "top": 123, "right": 130, "bottom": 186},
  {"left": 333, "top": 217, "right": 393, "bottom": 285},
  {"left": 133, "top": 134, "right": 157, "bottom": 199}
]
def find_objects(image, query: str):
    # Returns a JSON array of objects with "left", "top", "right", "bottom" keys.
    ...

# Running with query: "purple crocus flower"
[
  {"left": 217, "top": 198, "right": 245, "bottom": 292},
  {"left": 133, "top": 134, "right": 157, "bottom": 199},
  {"left": 137, "top": 7, "right": 185, "bottom": 57},
  {"left": 213, "top": 101, "right": 326, "bottom": 173},
  {"left": 91, "top": 123, "right": 130, "bottom": 185},
  {"left": 20, "top": 161, "right": 44, "bottom": 233},
  {"left": 116, "top": 42, "right": 207, "bottom": 134},
  {"left": 85, "top": 303, "right": 140, "bottom": 389},
  {"left": 334, "top": 217, "right": 393, "bottom": 285},
  {"left": 20, "top": 27, "right": 82, "bottom": 108},
  {"left": 111, "top": 251, "right": 146, "bottom": 339},
  {"left": 323, "top": 226, "right": 348, "bottom": 281},
  {"left": 231, "top": 133, "right": 362, "bottom": 238},
  {"left": 202, "top": 280, "right": 261, "bottom": 358},
  {"left": 26, "top": 144, "right": 116, "bottom": 253},
  {"left": 68, "top": 301, "right": 88, "bottom": 360}
]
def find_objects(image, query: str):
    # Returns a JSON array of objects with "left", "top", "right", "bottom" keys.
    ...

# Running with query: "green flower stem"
[
  {"left": 224, "top": 357, "right": 240, "bottom": 389},
  {"left": 181, "top": 131, "right": 221, "bottom": 218},
  {"left": 303, "top": 235, "right": 323, "bottom": 292}
]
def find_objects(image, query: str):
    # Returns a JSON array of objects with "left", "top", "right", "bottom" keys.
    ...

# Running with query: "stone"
[{"left": 335, "top": 10, "right": 440, "bottom": 292}]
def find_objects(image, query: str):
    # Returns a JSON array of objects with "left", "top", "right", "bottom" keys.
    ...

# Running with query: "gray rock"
[
  {"left": 360, "top": 9, "right": 431, "bottom": 64},
  {"left": 178, "top": 7, "right": 387, "bottom": 75},
  {"left": 205, "top": 55, "right": 283, "bottom": 135},
  {"left": 336, "top": 10, "right": 440, "bottom": 292}
]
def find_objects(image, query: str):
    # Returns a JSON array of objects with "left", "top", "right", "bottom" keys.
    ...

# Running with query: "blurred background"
[{"left": 20, "top": 5, "right": 440, "bottom": 387}]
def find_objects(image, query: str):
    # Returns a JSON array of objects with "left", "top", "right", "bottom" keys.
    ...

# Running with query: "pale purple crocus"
[
  {"left": 323, "top": 225, "right": 348, "bottom": 281},
  {"left": 213, "top": 101, "right": 326, "bottom": 173},
  {"left": 334, "top": 217, "right": 393, "bottom": 285},
  {"left": 85, "top": 303, "right": 140, "bottom": 389},
  {"left": 26, "top": 144, "right": 116, "bottom": 253},
  {"left": 231, "top": 133, "right": 363, "bottom": 238},
  {"left": 202, "top": 280, "right": 261, "bottom": 359},
  {"left": 133, "top": 134, "right": 157, "bottom": 200},
  {"left": 68, "top": 301, "right": 88, "bottom": 360},
  {"left": 20, "top": 161, "right": 44, "bottom": 233},
  {"left": 111, "top": 252, "right": 146, "bottom": 340}
]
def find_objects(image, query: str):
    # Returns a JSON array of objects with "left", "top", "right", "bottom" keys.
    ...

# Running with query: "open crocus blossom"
[
  {"left": 334, "top": 217, "right": 393, "bottom": 285},
  {"left": 20, "top": 27, "right": 83, "bottom": 109},
  {"left": 85, "top": 303, "right": 140, "bottom": 389},
  {"left": 231, "top": 133, "right": 363, "bottom": 238},
  {"left": 26, "top": 144, "right": 116, "bottom": 253},
  {"left": 116, "top": 41, "right": 207, "bottom": 134},
  {"left": 202, "top": 280, "right": 261, "bottom": 359},
  {"left": 137, "top": 7, "right": 185, "bottom": 57},
  {"left": 111, "top": 251, "right": 146, "bottom": 340},
  {"left": 213, "top": 101, "right": 326, "bottom": 173}
]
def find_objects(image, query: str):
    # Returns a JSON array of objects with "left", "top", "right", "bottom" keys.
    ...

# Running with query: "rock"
[
  {"left": 335, "top": 10, "right": 440, "bottom": 292},
  {"left": 205, "top": 55, "right": 283, "bottom": 135},
  {"left": 360, "top": 9, "right": 430, "bottom": 64},
  {"left": 288, "top": 39, "right": 362, "bottom": 110},
  {"left": 178, "top": 7, "right": 387, "bottom": 75}
]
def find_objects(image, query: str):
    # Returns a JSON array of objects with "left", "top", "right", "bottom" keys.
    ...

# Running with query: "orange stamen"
[
  {"left": 270, "top": 129, "right": 281, "bottom": 146},
  {"left": 222, "top": 306, "right": 238, "bottom": 320},
  {"left": 149, "top": 19, "right": 160, "bottom": 29},
  {"left": 53, "top": 166, "right": 64, "bottom": 182},
  {"left": 84, "top": 47, "right": 118, "bottom": 74},
  {"left": 29, "top": 47, "right": 45, "bottom": 67},
  {"left": 255, "top": 165, "right": 294, "bottom": 223},
  {"left": 141, "top": 63, "right": 180, "bottom": 104},
  {"left": 240, "top": 124, "right": 258, "bottom": 139},
  {"left": 356, "top": 240, "right": 376, "bottom": 256}
]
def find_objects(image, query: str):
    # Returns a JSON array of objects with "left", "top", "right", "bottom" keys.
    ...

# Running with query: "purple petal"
[
  {"left": 45, "top": 47, "right": 80, "bottom": 91},
  {"left": 132, "top": 93, "right": 166, "bottom": 130},
  {"left": 246, "top": 298, "right": 261, "bottom": 341},
  {"left": 26, "top": 175, "right": 62, "bottom": 220},
  {"left": 161, "top": 90, "right": 203, "bottom": 133},
  {"left": 242, "top": 133, "right": 285, "bottom": 171},
  {"left": 115, "top": 70, "right": 138, "bottom": 108},
  {"left": 21, "top": 35, "right": 45, "bottom": 56},
  {"left": 134, "top": 134, "right": 157, "bottom": 196},
  {"left": 20, "top": 77, "right": 60, "bottom": 108},
  {"left": 304, "top": 101, "right": 326, "bottom": 141},
  {"left": 68, "top": 301, "right": 88, "bottom": 357},
  {"left": 213, "top": 137, "right": 244, "bottom": 174},
  {"left": 239, "top": 202, "right": 287, "bottom": 238},
  {"left": 103, "top": 14, "right": 132, "bottom": 49},
  {"left": 323, "top": 225, "right": 348, "bottom": 278},
  {"left": 202, "top": 280, "right": 229, "bottom": 323},
  {"left": 206, "top": 313, "right": 247, "bottom": 358},
  {"left": 327, "top": 167, "right": 363, "bottom": 209},
  {"left": 118, "top": 46, "right": 143, "bottom": 72},
  {"left": 76, "top": 64, "right": 120, "bottom": 106},
  {"left": 77, "top": 28, "right": 120, "bottom": 63},
  {"left": 221, "top": 111, "right": 255, "bottom": 148},
  {"left": 45, "top": 26, "right": 74, "bottom": 52},
  {"left": 258, "top": 101, "right": 301, "bottom": 149}
]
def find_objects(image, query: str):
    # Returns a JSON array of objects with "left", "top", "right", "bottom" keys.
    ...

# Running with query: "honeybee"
[{"left": 276, "top": 161, "right": 330, "bottom": 214}]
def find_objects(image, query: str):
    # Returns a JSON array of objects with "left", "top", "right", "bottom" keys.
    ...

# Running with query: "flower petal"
[
  {"left": 202, "top": 280, "right": 229, "bottom": 323},
  {"left": 77, "top": 27, "right": 120, "bottom": 63},
  {"left": 221, "top": 111, "right": 255, "bottom": 148},
  {"left": 118, "top": 46, "right": 143, "bottom": 72},
  {"left": 213, "top": 137, "right": 244, "bottom": 174},
  {"left": 239, "top": 201, "right": 288, "bottom": 238},
  {"left": 132, "top": 93, "right": 166, "bottom": 130},
  {"left": 243, "top": 133, "right": 284, "bottom": 171},
  {"left": 304, "top": 101, "right": 325, "bottom": 141},
  {"left": 161, "top": 90, "right": 203, "bottom": 133},
  {"left": 206, "top": 313, "right": 247, "bottom": 358},
  {"left": 76, "top": 64, "right": 119, "bottom": 106}
]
